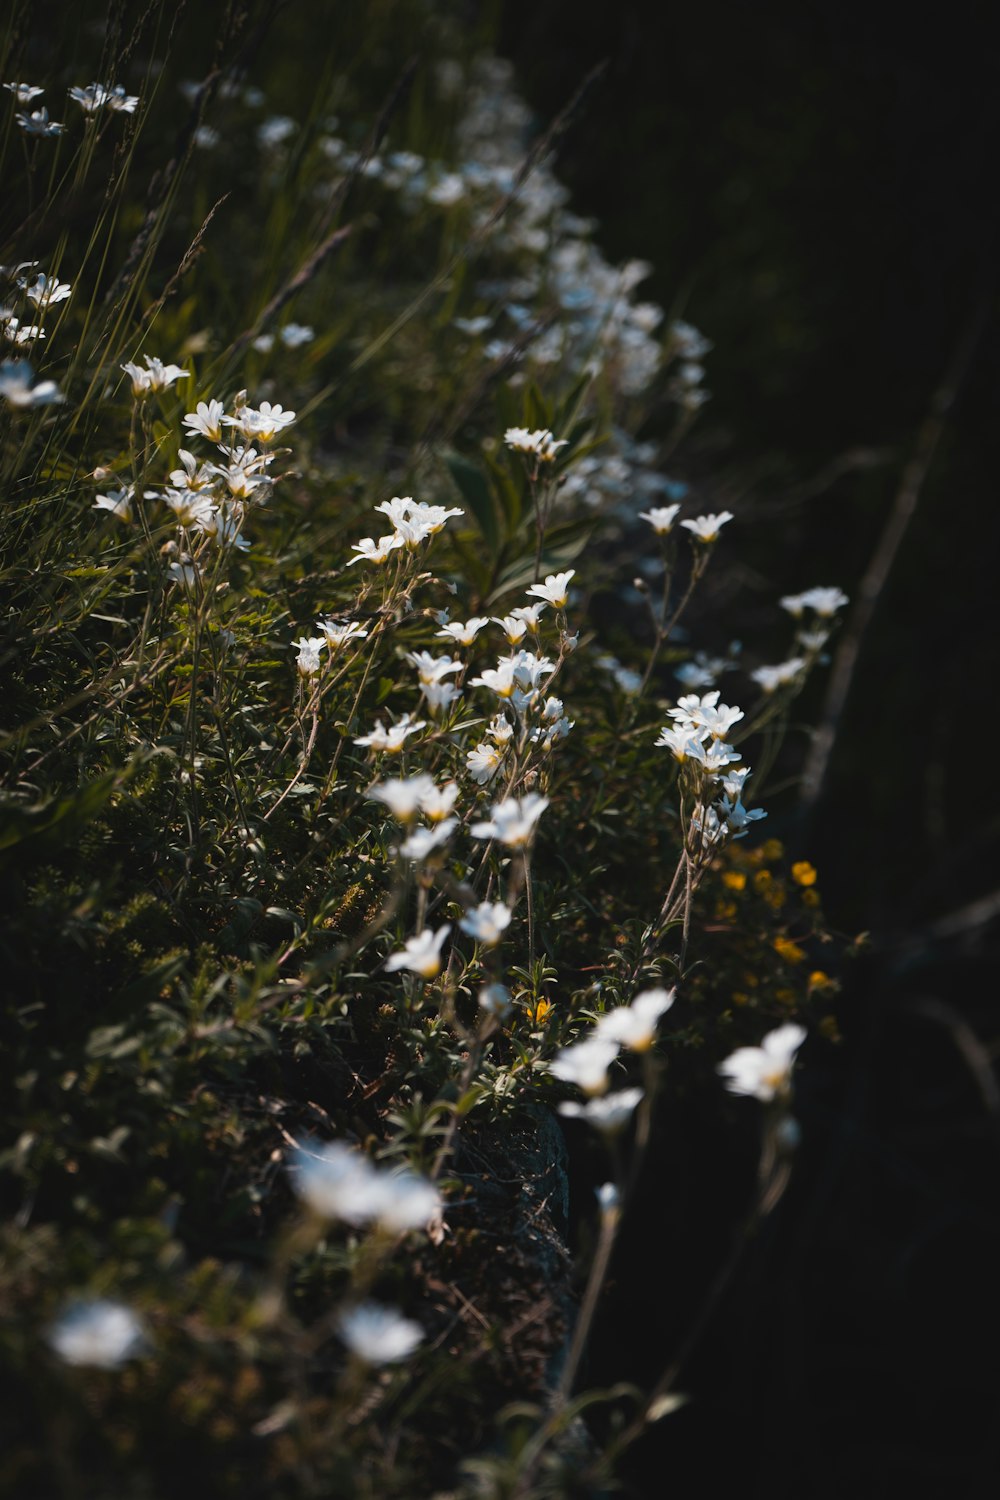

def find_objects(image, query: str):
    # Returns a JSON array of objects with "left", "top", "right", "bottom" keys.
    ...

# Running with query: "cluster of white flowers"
[
  {"left": 290, "top": 1139, "right": 441, "bottom": 1231},
  {"left": 656, "top": 691, "right": 766, "bottom": 848},
  {"left": 751, "top": 584, "right": 848, "bottom": 694},
  {"left": 344, "top": 494, "right": 465, "bottom": 571},
  {"left": 315, "top": 56, "right": 708, "bottom": 527},
  {"left": 1, "top": 265, "right": 72, "bottom": 402},
  {"left": 6, "top": 77, "right": 139, "bottom": 136},
  {"left": 98, "top": 388, "right": 295, "bottom": 585},
  {"left": 552, "top": 987, "right": 676, "bottom": 1132}
]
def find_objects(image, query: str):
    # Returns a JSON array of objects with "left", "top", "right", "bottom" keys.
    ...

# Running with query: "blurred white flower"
[
  {"left": 470, "top": 793, "right": 548, "bottom": 847},
  {"left": 396, "top": 820, "right": 456, "bottom": 862},
  {"left": 93, "top": 486, "right": 134, "bottom": 522},
  {"left": 718, "top": 1023, "right": 806, "bottom": 1102},
  {"left": 780, "top": 586, "right": 849, "bottom": 618},
  {"left": 354, "top": 714, "right": 426, "bottom": 753},
  {"left": 385, "top": 925, "right": 451, "bottom": 978},
  {"left": 680, "top": 512, "right": 733, "bottom": 544},
  {"left": 290, "top": 1141, "right": 440, "bottom": 1232},
  {"left": 48, "top": 1299, "right": 147, "bottom": 1369},
  {"left": 4, "top": 82, "right": 44, "bottom": 103},
  {"left": 478, "top": 982, "right": 512, "bottom": 1019},
  {"left": 338, "top": 1302, "right": 423, "bottom": 1365},
  {"left": 559, "top": 1087, "right": 644, "bottom": 1131},
  {"left": 15, "top": 107, "right": 64, "bottom": 136},
  {"left": 551, "top": 1037, "right": 619, "bottom": 1096},
  {"left": 368, "top": 773, "right": 435, "bottom": 821},
  {"left": 751, "top": 657, "right": 806, "bottom": 694},
  {"left": 68, "top": 82, "right": 112, "bottom": 112},
  {"left": 459, "top": 901, "right": 513, "bottom": 947},
  {"left": 0, "top": 358, "right": 63, "bottom": 407},
  {"left": 596, "top": 987, "right": 675, "bottom": 1051},
  {"left": 639, "top": 504, "right": 681, "bottom": 535},
  {"left": 504, "top": 426, "right": 567, "bottom": 462}
]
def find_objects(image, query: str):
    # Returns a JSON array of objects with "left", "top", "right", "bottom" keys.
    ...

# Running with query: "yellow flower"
[
  {"left": 773, "top": 935, "right": 806, "bottom": 964},
  {"left": 722, "top": 870, "right": 747, "bottom": 891},
  {"left": 792, "top": 860, "right": 818, "bottom": 886},
  {"left": 762, "top": 838, "right": 784, "bottom": 861}
]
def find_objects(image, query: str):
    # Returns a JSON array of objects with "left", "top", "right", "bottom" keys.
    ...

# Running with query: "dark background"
[{"left": 499, "top": 3, "right": 1000, "bottom": 1494}]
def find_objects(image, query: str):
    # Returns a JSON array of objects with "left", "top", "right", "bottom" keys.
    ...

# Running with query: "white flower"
[
  {"left": 4, "top": 82, "right": 44, "bottom": 103},
  {"left": 68, "top": 82, "right": 112, "bottom": 112},
  {"left": 470, "top": 659, "right": 518, "bottom": 698},
  {"left": 106, "top": 85, "right": 139, "bottom": 114},
  {"left": 780, "top": 586, "right": 849, "bottom": 618},
  {"left": 290, "top": 1141, "right": 440, "bottom": 1231},
  {"left": 161, "top": 490, "right": 217, "bottom": 528},
  {"left": 397, "top": 820, "right": 456, "bottom": 862},
  {"left": 478, "top": 983, "right": 512, "bottom": 1019},
  {"left": 0, "top": 358, "right": 63, "bottom": 407},
  {"left": 718, "top": 1023, "right": 806, "bottom": 1102},
  {"left": 466, "top": 741, "right": 504, "bottom": 784},
  {"left": 459, "top": 901, "right": 513, "bottom": 947},
  {"left": 418, "top": 781, "right": 459, "bottom": 822},
  {"left": 318, "top": 618, "right": 369, "bottom": 648},
  {"left": 436, "top": 615, "right": 490, "bottom": 646},
  {"left": 182, "top": 399, "right": 225, "bottom": 443},
  {"left": 487, "top": 714, "right": 514, "bottom": 745},
  {"left": 596, "top": 987, "right": 675, "bottom": 1051},
  {"left": 405, "top": 651, "right": 463, "bottom": 685},
  {"left": 751, "top": 658, "right": 806, "bottom": 694},
  {"left": 421, "top": 680, "right": 462, "bottom": 715},
  {"left": 503, "top": 426, "right": 568, "bottom": 462},
  {"left": 639, "top": 504, "right": 681, "bottom": 534},
  {"left": 685, "top": 737, "right": 742, "bottom": 773},
  {"left": 718, "top": 796, "right": 767, "bottom": 837},
  {"left": 338, "top": 1302, "right": 423, "bottom": 1365},
  {"left": 354, "top": 714, "right": 426, "bottom": 753},
  {"left": 347, "top": 534, "right": 404, "bottom": 566},
  {"left": 121, "top": 355, "right": 188, "bottom": 397},
  {"left": 509, "top": 602, "right": 547, "bottom": 632},
  {"left": 551, "top": 1037, "right": 619, "bottom": 1095},
  {"left": 16, "top": 107, "right": 64, "bottom": 136},
  {"left": 168, "top": 449, "right": 214, "bottom": 492},
  {"left": 93, "top": 486, "right": 134, "bottom": 522},
  {"left": 48, "top": 1299, "right": 147, "bottom": 1369},
  {"left": 1, "top": 315, "right": 44, "bottom": 345},
  {"left": 385, "top": 925, "right": 451, "bottom": 978},
  {"left": 680, "top": 512, "right": 733, "bottom": 543},
  {"left": 223, "top": 401, "right": 295, "bottom": 442},
  {"left": 494, "top": 613, "right": 528, "bottom": 645},
  {"left": 368, "top": 773, "right": 436, "bottom": 821},
  {"left": 511, "top": 648, "right": 555, "bottom": 688},
  {"left": 280, "top": 322, "right": 314, "bottom": 346},
  {"left": 293, "top": 636, "right": 325, "bottom": 676},
  {"left": 22, "top": 273, "right": 72, "bottom": 310},
  {"left": 470, "top": 793, "right": 549, "bottom": 847},
  {"left": 525, "top": 570, "right": 575, "bottom": 609},
  {"left": 654, "top": 725, "right": 704, "bottom": 762},
  {"left": 670, "top": 698, "right": 743, "bottom": 739},
  {"left": 720, "top": 765, "right": 752, "bottom": 799},
  {"left": 559, "top": 1087, "right": 644, "bottom": 1131}
]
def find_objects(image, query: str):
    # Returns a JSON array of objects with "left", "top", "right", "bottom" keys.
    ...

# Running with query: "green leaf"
[{"left": 445, "top": 451, "right": 500, "bottom": 555}]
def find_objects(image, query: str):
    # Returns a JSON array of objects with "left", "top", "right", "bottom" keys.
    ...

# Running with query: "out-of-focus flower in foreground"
[{"left": 717, "top": 1022, "right": 806, "bottom": 1102}]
